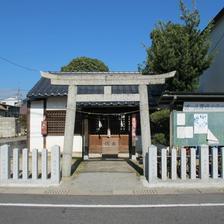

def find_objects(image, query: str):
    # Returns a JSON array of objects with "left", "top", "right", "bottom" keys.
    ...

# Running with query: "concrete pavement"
[
  {"left": 0, "top": 193, "right": 224, "bottom": 224},
  {"left": 60, "top": 159, "right": 147, "bottom": 195},
  {"left": 1, "top": 204, "right": 223, "bottom": 224}
]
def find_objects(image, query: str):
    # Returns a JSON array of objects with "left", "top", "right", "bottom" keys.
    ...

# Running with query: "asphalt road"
[{"left": 0, "top": 193, "right": 224, "bottom": 224}]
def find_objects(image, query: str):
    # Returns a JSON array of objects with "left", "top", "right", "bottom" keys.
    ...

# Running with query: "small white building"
[
  {"left": 200, "top": 8, "right": 224, "bottom": 92},
  {"left": 0, "top": 96, "right": 22, "bottom": 106}
]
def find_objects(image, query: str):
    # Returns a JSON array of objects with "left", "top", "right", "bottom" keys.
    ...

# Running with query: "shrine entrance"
[
  {"left": 81, "top": 106, "right": 140, "bottom": 159},
  {"left": 89, "top": 135, "right": 128, "bottom": 157}
]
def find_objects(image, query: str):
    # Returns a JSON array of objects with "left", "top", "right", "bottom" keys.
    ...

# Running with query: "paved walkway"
[{"left": 58, "top": 159, "right": 148, "bottom": 195}]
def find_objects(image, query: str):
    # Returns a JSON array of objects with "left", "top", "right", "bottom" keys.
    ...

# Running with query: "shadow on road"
[
  {"left": 126, "top": 160, "right": 143, "bottom": 176},
  {"left": 71, "top": 159, "right": 82, "bottom": 175}
]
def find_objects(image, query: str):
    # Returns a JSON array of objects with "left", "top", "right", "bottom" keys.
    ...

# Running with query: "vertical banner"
[{"left": 132, "top": 114, "right": 137, "bottom": 137}]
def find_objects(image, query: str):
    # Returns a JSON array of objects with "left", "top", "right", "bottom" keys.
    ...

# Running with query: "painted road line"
[{"left": 0, "top": 203, "right": 223, "bottom": 208}]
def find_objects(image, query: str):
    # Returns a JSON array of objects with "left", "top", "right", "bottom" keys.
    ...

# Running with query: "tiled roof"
[{"left": 27, "top": 78, "right": 68, "bottom": 98}]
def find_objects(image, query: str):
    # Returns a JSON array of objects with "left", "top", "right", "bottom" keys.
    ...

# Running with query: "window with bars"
[
  {"left": 46, "top": 110, "right": 82, "bottom": 135},
  {"left": 46, "top": 111, "right": 65, "bottom": 135}
]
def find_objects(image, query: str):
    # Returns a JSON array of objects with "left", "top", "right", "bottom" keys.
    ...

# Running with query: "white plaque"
[
  {"left": 194, "top": 114, "right": 208, "bottom": 134},
  {"left": 177, "top": 113, "right": 185, "bottom": 125},
  {"left": 177, "top": 126, "right": 193, "bottom": 139}
]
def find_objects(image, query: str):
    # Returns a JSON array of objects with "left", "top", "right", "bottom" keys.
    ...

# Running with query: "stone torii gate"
[{"left": 41, "top": 71, "right": 176, "bottom": 177}]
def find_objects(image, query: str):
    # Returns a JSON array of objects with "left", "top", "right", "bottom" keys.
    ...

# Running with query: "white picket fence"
[
  {"left": 148, "top": 145, "right": 224, "bottom": 183},
  {"left": 0, "top": 144, "right": 61, "bottom": 185}
]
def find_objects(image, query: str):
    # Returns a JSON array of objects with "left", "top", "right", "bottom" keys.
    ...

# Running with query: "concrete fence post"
[
  {"left": 211, "top": 147, "right": 218, "bottom": 179},
  {"left": 221, "top": 147, "right": 224, "bottom": 179},
  {"left": 148, "top": 145, "right": 157, "bottom": 183},
  {"left": 42, "top": 148, "right": 48, "bottom": 181},
  {"left": 190, "top": 147, "right": 196, "bottom": 179},
  {"left": 161, "top": 148, "right": 167, "bottom": 180},
  {"left": 199, "top": 145, "right": 209, "bottom": 180},
  {"left": 32, "top": 149, "right": 38, "bottom": 180},
  {"left": 51, "top": 145, "right": 61, "bottom": 184},
  {"left": 22, "top": 148, "right": 29, "bottom": 180},
  {"left": 0, "top": 144, "right": 10, "bottom": 180},
  {"left": 171, "top": 148, "right": 177, "bottom": 180},
  {"left": 13, "top": 148, "right": 19, "bottom": 180},
  {"left": 181, "top": 148, "right": 187, "bottom": 180}
]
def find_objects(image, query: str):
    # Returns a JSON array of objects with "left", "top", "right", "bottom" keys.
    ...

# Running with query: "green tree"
[
  {"left": 150, "top": 109, "right": 170, "bottom": 145},
  {"left": 140, "top": 0, "right": 213, "bottom": 145},
  {"left": 141, "top": 0, "right": 213, "bottom": 92},
  {"left": 61, "top": 56, "right": 109, "bottom": 72}
]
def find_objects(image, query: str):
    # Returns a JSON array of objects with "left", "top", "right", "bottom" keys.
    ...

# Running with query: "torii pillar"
[
  {"left": 62, "top": 85, "right": 77, "bottom": 177},
  {"left": 139, "top": 84, "right": 151, "bottom": 174}
]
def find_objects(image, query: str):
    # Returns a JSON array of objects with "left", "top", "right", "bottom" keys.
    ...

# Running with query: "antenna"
[{"left": 16, "top": 87, "right": 22, "bottom": 105}]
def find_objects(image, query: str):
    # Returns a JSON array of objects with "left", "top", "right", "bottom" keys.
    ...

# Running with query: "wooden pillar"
[
  {"left": 128, "top": 114, "right": 133, "bottom": 159},
  {"left": 83, "top": 117, "right": 89, "bottom": 160},
  {"left": 139, "top": 84, "right": 151, "bottom": 175},
  {"left": 62, "top": 85, "right": 77, "bottom": 177}
]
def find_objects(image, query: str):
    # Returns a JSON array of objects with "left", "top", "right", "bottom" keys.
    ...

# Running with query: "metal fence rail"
[{"left": 0, "top": 144, "right": 61, "bottom": 185}]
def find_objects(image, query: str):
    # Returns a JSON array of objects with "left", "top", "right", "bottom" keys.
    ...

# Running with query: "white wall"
[
  {"left": 46, "top": 96, "right": 67, "bottom": 110},
  {"left": 29, "top": 97, "right": 82, "bottom": 152},
  {"left": 46, "top": 136, "right": 82, "bottom": 153},
  {"left": 30, "top": 100, "right": 44, "bottom": 150},
  {"left": 199, "top": 16, "right": 224, "bottom": 92}
]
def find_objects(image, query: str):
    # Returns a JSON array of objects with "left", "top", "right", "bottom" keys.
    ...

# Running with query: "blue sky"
[{"left": 0, "top": 0, "right": 223, "bottom": 98}]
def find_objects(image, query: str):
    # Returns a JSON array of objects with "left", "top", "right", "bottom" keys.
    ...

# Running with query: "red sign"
[{"left": 41, "top": 120, "right": 48, "bottom": 136}]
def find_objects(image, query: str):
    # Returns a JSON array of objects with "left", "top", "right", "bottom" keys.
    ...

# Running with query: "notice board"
[{"left": 171, "top": 111, "right": 224, "bottom": 147}]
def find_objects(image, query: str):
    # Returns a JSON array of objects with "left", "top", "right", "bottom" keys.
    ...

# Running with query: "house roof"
[
  {"left": 159, "top": 92, "right": 224, "bottom": 106},
  {"left": 202, "top": 7, "right": 224, "bottom": 33},
  {"left": 213, "top": 7, "right": 224, "bottom": 26},
  {"left": 0, "top": 104, "right": 7, "bottom": 111},
  {"left": 28, "top": 78, "right": 68, "bottom": 98}
]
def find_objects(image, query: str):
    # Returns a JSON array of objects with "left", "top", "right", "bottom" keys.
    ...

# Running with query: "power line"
[{"left": 0, "top": 56, "right": 39, "bottom": 72}]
